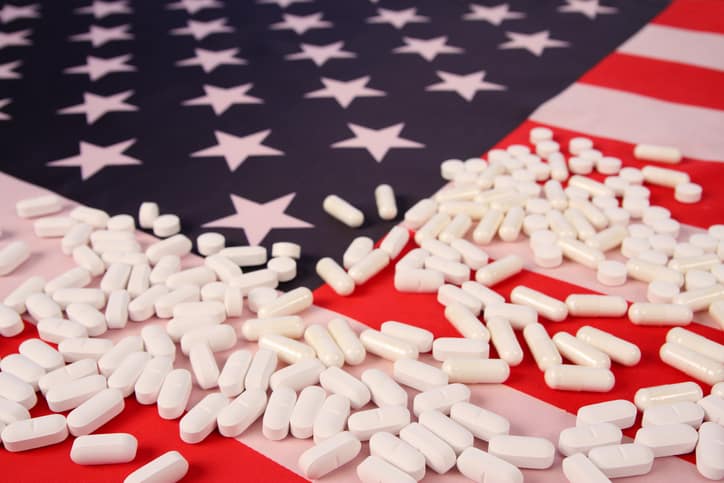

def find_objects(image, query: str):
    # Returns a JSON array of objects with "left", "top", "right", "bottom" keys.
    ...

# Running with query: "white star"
[
  {"left": 192, "top": 129, "right": 284, "bottom": 171},
  {"left": 463, "top": 3, "right": 525, "bottom": 25},
  {"left": 392, "top": 36, "right": 463, "bottom": 62},
  {"left": 558, "top": 0, "right": 617, "bottom": 19},
  {"left": 0, "top": 98, "right": 11, "bottom": 121},
  {"left": 0, "top": 60, "right": 21, "bottom": 79},
  {"left": 171, "top": 18, "right": 234, "bottom": 40},
  {"left": 58, "top": 90, "right": 138, "bottom": 124},
  {"left": 257, "top": 0, "right": 312, "bottom": 8},
  {"left": 367, "top": 8, "right": 429, "bottom": 29},
  {"left": 332, "top": 123, "right": 424, "bottom": 162},
  {"left": 203, "top": 193, "right": 313, "bottom": 246},
  {"left": 285, "top": 41, "right": 355, "bottom": 66},
  {"left": 47, "top": 139, "right": 142, "bottom": 180},
  {"left": 183, "top": 84, "right": 262, "bottom": 115},
  {"left": 499, "top": 30, "right": 569, "bottom": 56},
  {"left": 305, "top": 76, "right": 385, "bottom": 109},
  {"left": 69, "top": 24, "right": 133, "bottom": 47},
  {"left": 0, "top": 4, "right": 40, "bottom": 23},
  {"left": 166, "top": 0, "right": 223, "bottom": 14},
  {"left": 176, "top": 47, "right": 246, "bottom": 73},
  {"left": 64, "top": 54, "right": 136, "bottom": 81},
  {"left": 426, "top": 70, "right": 505, "bottom": 102},
  {"left": 0, "top": 29, "right": 31, "bottom": 49},
  {"left": 270, "top": 12, "right": 332, "bottom": 35},
  {"left": 75, "top": 1, "right": 132, "bottom": 19}
]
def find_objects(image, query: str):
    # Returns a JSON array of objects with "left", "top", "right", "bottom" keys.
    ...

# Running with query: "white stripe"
[
  {"left": 618, "top": 24, "right": 724, "bottom": 72},
  {"left": 530, "top": 83, "right": 724, "bottom": 162}
]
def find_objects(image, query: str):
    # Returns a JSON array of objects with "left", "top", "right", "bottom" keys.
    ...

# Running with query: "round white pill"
[
  {"left": 689, "top": 234, "right": 718, "bottom": 253},
  {"left": 107, "top": 214, "right": 135, "bottom": 231},
  {"left": 597, "top": 260, "right": 626, "bottom": 286},
  {"left": 651, "top": 219, "right": 680, "bottom": 238},
  {"left": 441, "top": 159, "right": 465, "bottom": 180},
  {"left": 642, "top": 206, "right": 670, "bottom": 226},
  {"left": 536, "top": 140, "right": 560, "bottom": 158},
  {"left": 621, "top": 237, "right": 650, "bottom": 258},
  {"left": 138, "top": 202, "right": 159, "bottom": 229},
  {"left": 153, "top": 215, "right": 180, "bottom": 238},
  {"left": 569, "top": 137, "right": 593, "bottom": 155},
  {"left": 649, "top": 234, "right": 676, "bottom": 256},
  {"left": 267, "top": 257, "right": 296, "bottom": 282},
  {"left": 464, "top": 157, "right": 487, "bottom": 173},
  {"left": 272, "top": 242, "right": 301, "bottom": 259},
  {"left": 530, "top": 127, "right": 553, "bottom": 144},
  {"left": 596, "top": 157, "right": 622, "bottom": 175},
  {"left": 580, "top": 149, "right": 603, "bottom": 161},
  {"left": 686, "top": 270, "right": 716, "bottom": 291},
  {"left": 530, "top": 230, "right": 557, "bottom": 249},
  {"left": 533, "top": 243, "right": 562, "bottom": 268},
  {"left": 197, "top": 233, "right": 225, "bottom": 256},
  {"left": 569, "top": 157, "right": 594, "bottom": 175},
  {"left": 647, "top": 280, "right": 680, "bottom": 304},
  {"left": 623, "top": 197, "right": 649, "bottom": 218},
  {"left": 507, "top": 144, "right": 530, "bottom": 157},
  {"left": 675, "top": 182, "right": 702, "bottom": 204},
  {"left": 619, "top": 167, "right": 644, "bottom": 185}
]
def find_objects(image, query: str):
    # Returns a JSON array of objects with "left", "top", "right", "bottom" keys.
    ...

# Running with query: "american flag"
[{"left": 0, "top": 0, "right": 722, "bottom": 481}]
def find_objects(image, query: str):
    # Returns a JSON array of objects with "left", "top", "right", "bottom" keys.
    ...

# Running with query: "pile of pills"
[{"left": 0, "top": 126, "right": 721, "bottom": 483}]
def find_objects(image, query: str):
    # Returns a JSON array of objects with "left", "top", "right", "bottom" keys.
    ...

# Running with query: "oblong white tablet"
[
  {"left": 0, "top": 372, "right": 37, "bottom": 409},
  {"left": 576, "top": 400, "right": 637, "bottom": 429},
  {"left": 157, "top": 369, "right": 192, "bottom": 420},
  {"left": 347, "top": 405, "right": 410, "bottom": 441},
  {"left": 369, "top": 431, "right": 426, "bottom": 481},
  {"left": 244, "top": 349, "right": 278, "bottom": 392},
  {"left": 1, "top": 414, "right": 68, "bottom": 452},
  {"left": 180, "top": 392, "right": 228, "bottom": 444},
  {"left": 634, "top": 423, "right": 698, "bottom": 457},
  {"left": 18, "top": 338, "right": 64, "bottom": 371},
  {"left": 290, "top": 385, "right": 326, "bottom": 439},
  {"left": 71, "top": 433, "right": 138, "bottom": 465},
  {"left": 642, "top": 401, "right": 704, "bottom": 428},
  {"left": 263, "top": 386, "right": 296, "bottom": 440},
  {"left": 124, "top": 450, "right": 188, "bottom": 483},
  {"left": 399, "top": 422, "right": 457, "bottom": 474},
  {"left": 697, "top": 422, "right": 724, "bottom": 480},
  {"left": 67, "top": 387, "right": 124, "bottom": 436},
  {"left": 46, "top": 374, "right": 107, "bottom": 412},
  {"left": 488, "top": 434, "right": 555, "bottom": 469},
  {"left": 361, "top": 368, "right": 407, "bottom": 408},
  {"left": 217, "top": 350, "right": 252, "bottom": 398},
  {"left": 450, "top": 402, "right": 509, "bottom": 442},
  {"left": 0, "top": 354, "right": 45, "bottom": 390},
  {"left": 217, "top": 388, "right": 268, "bottom": 437},
  {"left": 418, "top": 409, "right": 473, "bottom": 455},
  {"left": 562, "top": 453, "right": 612, "bottom": 483},
  {"left": 457, "top": 446, "right": 523, "bottom": 483},
  {"left": 320, "top": 366, "right": 371, "bottom": 409},
  {"left": 587, "top": 443, "right": 654, "bottom": 478},
  {"left": 413, "top": 383, "right": 471, "bottom": 417},
  {"left": 558, "top": 423, "right": 622, "bottom": 456},
  {"left": 313, "top": 394, "right": 350, "bottom": 443},
  {"left": 298, "top": 431, "right": 361, "bottom": 479},
  {"left": 357, "top": 455, "right": 416, "bottom": 483},
  {"left": 135, "top": 357, "right": 173, "bottom": 405},
  {"left": 393, "top": 358, "right": 448, "bottom": 392}
]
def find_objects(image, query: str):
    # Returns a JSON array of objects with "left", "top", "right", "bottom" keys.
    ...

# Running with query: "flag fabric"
[{"left": 0, "top": 0, "right": 723, "bottom": 481}]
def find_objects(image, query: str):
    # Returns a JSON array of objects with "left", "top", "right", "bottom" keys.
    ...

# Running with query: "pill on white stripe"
[
  {"left": 488, "top": 434, "right": 555, "bottom": 469},
  {"left": 124, "top": 450, "right": 188, "bottom": 483},
  {"left": 230, "top": 269, "right": 279, "bottom": 294},
  {"left": 217, "top": 350, "right": 252, "bottom": 398},
  {"left": 263, "top": 386, "right": 296, "bottom": 441},
  {"left": 217, "top": 389, "right": 268, "bottom": 438},
  {"left": 561, "top": 453, "right": 611, "bottom": 483},
  {"left": 16, "top": 195, "right": 62, "bottom": 218},
  {"left": 67, "top": 303, "right": 107, "bottom": 337},
  {"left": 442, "top": 359, "right": 509, "bottom": 384},
  {"left": 558, "top": 422, "right": 622, "bottom": 456},
  {"left": 244, "top": 349, "right": 277, "bottom": 392},
  {"left": 157, "top": 369, "right": 192, "bottom": 420},
  {"left": 361, "top": 368, "right": 407, "bottom": 408},
  {"left": 381, "top": 321, "right": 433, "bottom": 353},
  {"left": 577, "top": 399, "right": 637, "bottom": 429},
  {"left": 457, "top": 446, "right": 523, "bottom": 483},
  {"left": 146, "top": 234, "right": 192, "bottom": 265},
  {"left": 369, "top": 431, "right": 426, "bottom": 480},
  {"left": 588, "top": 443, "right": 654, "bottom": 478},
  {"left": 67, "top": 387, "right": 124, "bottom": 436},
  {"left": 180, "top": 392, "right": 228, "bottom": 444},
  {"left": 475, "top": 255, "right": 523, "bottom": 287},
  {"left": 154, "top": 286, "right": 200, "bottom": 319},
  {"left": 450, "top": 402, "right": 509, "bottom": 442},
  {"left": 418, "top": 409, "right": 473, "bottom": 455},
  {"left": 642, "top": 401, "right": 704, "bottom": 428},
  {"left": 134, "top": 357, "right": 173, "bottom": 405},
  {"left": 299, "top": 431, "right": 361, "bottom": 478},
  {"left": 128, "top": 285, "right": 170, "bottom": 322},
  {"left": 269, "top": 358, "right": 324, "bottom": 392},
  {"left": 149, "top": 255, "right": 181, "bottom": 284},
  {"left": 304, "top": 325, "right": 344, "bottom": 368},
  {"left": 357, "top": 455, "right": 417, "bottom": 483},
  {"left": 289, "top": 386, "right": 326, "bottom": 439},
  {"left": 413, "top": 383, "right": 471, "bottom": 417},
  {"left": 38, "top": 359, "right": 97, "bottom": 397},
  {"left": 399, "top": 422, "right": 456, "bottom": 474},
  {"left": 347, "top": 406, "right": 410, "bottom": 441},
  {"left": 379, "top": 225, "right": 409, "bottom": 259}
]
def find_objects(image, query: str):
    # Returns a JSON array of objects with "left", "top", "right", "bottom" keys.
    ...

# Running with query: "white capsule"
[
  {"left": 368, "top": 433, "right": 425, "bottom": 481},
  {"left": 316, "top": 257, "right": 355, "bottom": 296},
  {"left": 180, "top": 392, "right": 228, "bottom": 444},
  {"left": 473, "top": 208, "right": 504, "bottom": 244},
  {"left": 641, "top": 165, "right": 689, "bottom": 188},
  {"left": 559, "top": 422, "right": 622, "bottom": 456},
  {"left": 59, "top": 337, "right": 113, "bottom": 362},
  {"left": 437, "top": 285, "right": 483, "bottom": 317},
  {"left": 244, "top": 349, "right": 277, "bottom": 392},
  {"left": 98, "top": 336, "right": 144, "bottom": 377},
  {"left": 349, "top": 249, "right": 390, "bottom": 285},
  {"left": 269, "top": 358, "right": 324, "bottom": 392},
  {"left": 673, "top": 284, "right": 724, "bottom": 312},
  {"left": 576, "top": 326, "right": 640, "bottom": 366},
  {"left": 442, "top": 359, "right": 508, "bottom": 384},
  {"left": 135, "top": 357, "right": 173, "bottom": 405},
  {"left": 71, "top": 433, "right": 137, "bottom": 465},
  {"left": 553, "top": 332, "right": 611, "bottom": 368},
  {"left": 289, "top": 385, "right": 326, "bottom": 439},
  {"left": 1, "top": 372, "right": 38, "bottom": 408},
  {"left": 37, "top": 318, "right": 87, "bottom": 344},
  {"left": 257, "top": 287, "right": 312, "bottom": 319},
  {"left": 628, "top": 302, "right": 692, "bottom": 326},
  {"left": 510, "top": 286, "right": 567, "bottom": 322},
  {"left": 348, "top": 406, "right": 410, "bottom": 441},
  {"left": 108, "top": 352, "right": 151, "bottom": 397},
  {"left": 660, "top": 342, "right": 723, "bottom": 385},
  {"left": 259, "top": 334, "right": 316, "bottom": 364},
  {"left": 394, "top": 268, "right": 444, "bottom": 293},
  {"left": 399, "top": 422, "right": 456, "bottom": 474},
  {"left": 667, "top": 327, "right": 724, "bottom": 364},
  {"left": 0, "top": 354, "right": 45, "bottom": 390},
  {"left": 497, "top": 206, "right": 524, "bottom": 242},
  {"left": 669, "top": 253, "right": 720, "bottom": 273},
  {"left": 67, "top": 387, "right": 124, "bottom": 436},
  {"left": 378, "top": 321, "right": 432, "bottom": 353},
  {"left": 413, "top": 383, "right": 471, "bottom": 417},
  {"left": 438, "top": 214, "right": 472, "bottom": 245},
  {"left": 523, "top": 323, "right": 562, "bottom": 371},
  {"left": 326, "top": 318, "right": 365, "bottom": 365},
  {"left": 323, "top": 194, "right": 364, "bottom": 227},
  {"left": 393, "top": 358, "right": 448, "bottom": 392},
  {"left": 461, "top": 281, "right": 505, "bottom": 308},
  {"left": 487, "top": 317, "right": 523, "bottom": 366},
  {"left": 343, "top": 236, "right": 374, "bottom": 270},
  {"left": 263, "top": 386, "right": 296, "bottom": 440},
  {"left": 433, "top": 337, "right": 488, "bottom": 362},
  {"left": 565, "top": 295, "right": 628, "bottom": 318},
  {"left": 157, "top": 369, "right": 192, "bottom": 420},
  {"left": 241, "top": 316, "right": 304, "bottom": 343},
  {"left": 635, "top": 381, "right": 703, "bottom": 411},
  {"left": 128, "top": 285, "right": 170, "bottom": 322},
  {"left": 415, "top": 213, "right": 451, "bottom": 244},
  {"left": 488, "top": 434, "right": 555, "bottom": 469},
  {"left": 425, "top": 257, "right": 469, "bottom": 285},
  {"left": 302, "top": 325, "right": 343, "bottom": 367},
  {"left": 124, "top": 450, "right": 189, "bottom": 483},
  {"left": 544, "top": 364, "right": 615, "bottom": 392},
  {"left": 442, "top": 303, "right": 488, "bottom": 342},
  {"left": 373, "top": 184, "right": 397, "bottom": 220},
  {"left": 217, "top": 388, "right": 268, "bottom": 437},
  {"left": 360, "top": 329, "right": 418, "bottom": 361},
  {"left": 18, "top": 338, "right": 63, "bottom": 371},
  {"left": 697, "top": 422, "right": 724, "bottom": 480},
  {"left": 145, "top": 234, "right": 192, "bottom": 265},
  {"left": 1, "top": 414, "right": 68, "bottom": 452},
  {"left": 475, "top": 255, "right": 523, "bottom": 287}
]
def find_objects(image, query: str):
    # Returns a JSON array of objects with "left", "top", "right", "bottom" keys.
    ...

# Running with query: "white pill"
[
  {"left": 443, "top": 304, "right": 489, "bottom": 342},
  {"left": 263, "top": 386, "right": 296, "bottom": 440},
  {"left": 669, "top": 253, "right": 720, "bottom": 273},
  {"left": 393, "top": 358, "right": 448, "bottom": 392},
  {"left": 628, "top": 302, "right": 692, "bottom": 326},
  {"left": 0, "top": 354, "right": 45, "bottom": 390},
  {"left": 360, "top": 329, "right": 418, "bottom": 361},
  {"left": 328, "top": 318, "right": 365, "bottom": 365},
  {"left": 16, "top": 194, "right": 62, "bottom": 218},
  {"left": 577, "top": 400, "right": 637, "bottom": 429},
  {"left": 181, "top": 324, "right": 236, "bottom": 356},
  {"left": 570, "top": 156, "right": 594, "bottom": 175},
  {"left": 37, "top": 317, "right": 87, "bottom": 344},
  {"left": 269, "top": 358, "right": 324, "bottom": 392},
  {"left": 368, "top": 432, "right": 426, "bottom": 480},
  {"left": 562, "top": 452, "right": 613, "bottom": 483},
  {"left": 486, "top": 317, "right": 523, "bottom": 366},
  {"left": 299, "top": 431, "right": 361, "bottom": 478},
  {"left": 418, "top": 409, "right": 473, "bottom": 455},
  {"left": 145, "top": 234, "right": 192, "bottom": 265},
  {"left": 1, "top": 414, "right": 67, "bottom": 452},
  {"left": 634, "top": 423, "right": 698, "bottom": 457},
  {"left": 53, "top": 288, "right": 105, "bottom": 311},
  {"left": 138, "top": 325, "right": 174, "bottom": 361},
  {"left": 247, "top": 286, "right": 278, "bottom": 313},
  {"left": 647, "top": 280, "right": 679, "bottom": 304},
  {"left": 553, "top": 332, "right": 610, "bottom": 368},
  {"left": 667, "top": 327, "right": 724, "bottom": 364},
  {"left": 157, "top": 369, "right": 192, "bottom": 420},
  {"left": 433, "top": 338, "right": 488, "bottom": 362},
  {"left": 699, "top": 394, "right": 724, "bottom": 424},
  {"left": 439, "top": 214, "right": 472, "bottom": 244},
  {"left": 204, "top": 255, "right": 241, "bottom": 284},
  {"left": 439, "top": 283, "right": 483, "bottom": 316},
  {"left": 138, "top": 202, "right": 159, "bottom": 229},
  {"left": 489, "top": 434, "right": 555, "bottom": 469},
  {"left": 45, "top": 373, "right": 106, "bottom": 413},
  {"left": 216, "top": 350, "right": 252, "bottom": 398},
  {"left": 642, "top": 165, "right": 689, "bottom": 187},
  {"left": 358, "top": 455, "right": 417, "bottom": 483},
  {"left": 124, "top": 450, "right": 188, "bottom": 483},
  {"left": 415, "top": 213, "right": 451, "bottom": 244},
  {"left": 44, "top": 267, "right": 91, "bottom": 296},
  {"left": 61, "top": 223, "right": 93, "bottom": 255},
  {"left": 0, "top": 372, "right": 36, "bottom": 410},
  {"left": 457, "top": 446, "right": 523, "bottom": 483},
  {"left": 380, "top": 321, "right": 433, "bottom": 353},
  {"left": 373, "top": 184, "right": 397, "bottom": 220},
  {"left": 686, "top": 268, "right": 717, "bottom": 291},
  {"left": 475, "top": 255, "right": 523, "bottom": 287},
  {"left": 523, "top": 323, "right": 562, "bottom": 371},
  {"left": 128, "top": 285, "right": 170, "bottom": 322},
  {"left": 558, "top": 238, "right": 605, "bottom": 269},
  {"left": 319, "top": 366, "right": 370, "bottom": 409},
  {"left": 530, "top": 126, "right": 553, "bottom": 144},
  {"left": 149, "top": 255, "right": 181, "bottom": 284},
  {"left": 18, "top": 338, "right": 63, "bottom": 371},
  {"left": 634, "top": 143, "right": 682, "bottom": 163},
  {"left": 71, "top": 245, "right": 104, "bottom": 277},
  {"left": 245, "top": 349, "right": 277, "bottom": 392},
  {"left": 394, "top": 268, "right": 444, "bottom": 293},
  {"left": 0, "top": 397, "right": 30, "bottom": 424},
  {"left": 533, "top": 242, "right": 563, "bottom": 268},
  {"left": 242, "top": 315, "right": 304, "bottom": 341},
  {"left": 712, "top": 300, "right": 724, "bottom": 329},
  {"left": 34, "top": 216, "right": 76, "bottom": 238},
  {"left": 303, "top": 325, "right": 343, "bottom": 368},
  {"left": 348, "top": 405, "right": 410, "bottom": 441},
  {"left": 180, "top": 392, "right": 228, "bottom": 444},
  {"left": 154, "top": 286, "right": 199, "bottom": 319},
  {"left": 38, "top": 359, "right": 97, "bottom": 398},
  {"left": 510, "top": 286, "right": 567, "bottom": 322},
  {"left": 267, "top": 256, "right": 296, "bottom": 282},
  {"left": 67, "top": 387, "right": 124, "bottom": 436},
  {"left": 71, "top": 433, "right": 137, "bottom": 465},
  {"left": 135, "top": 357, "right": 173, "bottom": 405},
  {"left": 259, "top": 334, "right": 316, "bottom": 364},
  {"left": 343, "top": 237, "right": 374, "bottom": 270},
  {"left": 442, "top": 358, "right": 509, "bottom": 384},
  {"left": 59, "top": 337, "right": 113, "bottom": 362},
  {"left": 413, "top": 383, "right": 470, "bottom": 417},
  {"left": 4, "top": 276, "right": 45, "bottom": 315},
  {"left": 257, "top": 287, "right": 312, "bottom": 319},
  {"left": 317, "top": 257, "right": 355, "bottom": 296},
  {"left": 217, "top": 388, "right": 268, "bottom": 437},
  {"left": 196, "top": 233, "right": 225, "bottom": 257},
  {"left": 588, "top": 443, "right": 654, "bottom": 478},
  {"left": 660, "top": 342, "right": 723, "bottom": 385},
  {"left": 673, "top": 284, "right": 724, "bottom": 312},
  {"left": 98, "top": 336, "right": 144, "bottom": 377},
  {"left": 634, "top": 381, "right": 703, "bottom": 410},
  {"left": 100, "top": 263, "right": 131, "bottom": 295},
  {"left": 673, "top": 182, "right": 702, "bottom": 204},
  {"left": 559, "top": 422, "right": 622, "bottom": 456},
  {"left": 461, "top": 280, "right": 505, "bottom": 308},
  {"left": 697, "top": 422, "right": 724, "bottom": 480},
  {"left": 311, "top": 394, "right": 350, "bottom": 443},
  {"left": 576, "top": 326, "right": 640, "bottom": 366},
  {"left": 66, "top": 303, "right": 107, "bottom": 337},
  {"left": 0, "top": 303, "right": 25, "bottom": 337},
  {"left": 449, "top": 239, "right": 488, "bottom": 270},
  {"left": 399, "top": 422, "right": 456, "bottom": 474},
  {"left": 547, "top": 210, "right": 576, "bottom": 239},
  {"left": 450, "top": 401, "right": 509, "bottom": 442},
  {"left": 565, "top": 294, "right": 628, "bottom": 318},
  {"left": 349, "top": 249, "right": 390, "bottom": 285},
  {"left": 188, "top": 343, "right": 219, "bottom": 389},
  {"left": 643, "top": 400, "right": 705, "bottom": 428},
  {"left": 472, "top": 208, "right": 504, "bottom": 245},
  {"left": 289, "top": 386, "right": 326, "bottom": 439},
  {"left": 152, "top": 214, "right": 180, "bottom": 238},
  {"left": 323, "top": 195, "right": 364, "bottom": 227},
  {"left": 165, "top": 266, "right": 216, "bottom": 290},
  {"left": 360, "top": 368, "right": 407, "bottom": 408},
  {"left": 544, "top": 364, "right": 615, "bottom": 392},
  {"left": 108, "top": 352, "right": 151, "bottom": 397}
]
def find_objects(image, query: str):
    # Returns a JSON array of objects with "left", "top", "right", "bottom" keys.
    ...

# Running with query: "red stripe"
[
  {"left": 493, "top": 120, "right": 724, "bottom": 228},
  {"left": 314, "top": 242, "right": 722, "bottom": 465},
  {"left": 651, "top": 0, "right": 724, "bottom": 34},
  {"left": 580, "top": 53, "right": 724, "bottom": 111},
  {"left": 0, "top": 326, "right": 307, "bottom": 483}
]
